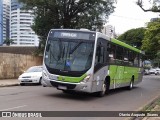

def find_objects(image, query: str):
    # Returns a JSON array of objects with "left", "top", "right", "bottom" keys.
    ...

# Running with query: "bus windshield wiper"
[{"left": 69, "top": 41, "right": 83, "bottom": 54}]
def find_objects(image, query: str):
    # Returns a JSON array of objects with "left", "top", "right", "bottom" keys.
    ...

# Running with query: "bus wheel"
[
  {"left": 127, "top": 78, "right": 134, "bottom": 90},
  {"left": 96, "top": 81, "right": 109, "bottom": 97}
]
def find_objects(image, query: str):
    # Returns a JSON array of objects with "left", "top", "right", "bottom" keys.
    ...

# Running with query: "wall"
[{"left": 0, "top": 53, "right": 43, "bottom": 79}]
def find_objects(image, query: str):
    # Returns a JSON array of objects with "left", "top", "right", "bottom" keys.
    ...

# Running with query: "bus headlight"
[
  {"left": 83, "top": 75, "right": 91, "bottom": 83},
  {"left": 43, "top": 70, "right": 49, "bottom": 79}
]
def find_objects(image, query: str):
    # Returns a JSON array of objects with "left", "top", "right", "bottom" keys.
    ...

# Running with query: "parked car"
[
  {"left": 149, "top": 68, "right": 156, "bottom": 74},
  {"left": 155, "top": 68, "right": 160, "bottom": 75},
  {"left": 18, "top": 66, "right": 43, "bottom": 86},
  {"left": 144, "top": 69, "right": 150, "bottom": 75}
]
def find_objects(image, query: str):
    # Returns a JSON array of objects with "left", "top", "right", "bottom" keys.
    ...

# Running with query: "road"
[{"left": 0, "top": 75, "right": 159, "bottom": 120}]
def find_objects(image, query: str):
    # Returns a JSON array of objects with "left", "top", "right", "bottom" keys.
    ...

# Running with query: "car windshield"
[
  {"left": 26, "top": 66, "right": 42, "bottom": 73},
  {"left": 44, "top": 38, "right": 94, "bottom": 72}
]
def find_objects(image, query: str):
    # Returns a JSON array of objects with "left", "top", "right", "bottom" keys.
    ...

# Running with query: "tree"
[
  {"left": 18, "top": 0, "right": 115, "bottom": 53},
  {"left": 117, "top": 28, "right": 146, "bottom": 49},
  {"left": 141, "top": 19, "right": 160, "bottom": 60},
  {"left": 137, "top": 0, "right": 160, "bottom": 12},
  {"left": 3, "top": 38, "right": 14, "bottom": 46}
]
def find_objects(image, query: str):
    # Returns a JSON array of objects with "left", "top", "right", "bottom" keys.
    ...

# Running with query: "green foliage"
[
  {"left": 117, "top": 28, "right": 146, "bottom": 49},
  {"left": 3, "top": 38, "right": 14, "bottom": 46},
  {"left": 18, "top": 0, "right": 115, "bottom": 54},
  {"left": 141, "top": 19, "right": 160, "bottom": 59}
]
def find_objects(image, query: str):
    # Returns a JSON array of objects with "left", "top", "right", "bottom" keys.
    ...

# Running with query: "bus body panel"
[
  {"left": 57, "top": 74, "right": 87, "bottom": 83},
  {"left": 92, "top": 66, "right": 109, "bottom": 92}
]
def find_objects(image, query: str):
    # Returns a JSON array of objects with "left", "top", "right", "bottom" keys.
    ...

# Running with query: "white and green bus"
[{"left": 42, "top": 29, "right": 144, "bottom": 96}]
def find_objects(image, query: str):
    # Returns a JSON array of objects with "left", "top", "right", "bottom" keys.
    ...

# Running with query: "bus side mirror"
[{"left": 46, "top": 44, "right": 50, "bottom": 52}]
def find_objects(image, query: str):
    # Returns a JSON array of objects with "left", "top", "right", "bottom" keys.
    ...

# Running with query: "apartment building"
[
  {"left": 0, "top": 0, "right": 3, "bottom": 45},
  {"left": 3, "top": 0, "right": 10, "bottom": 42},
  {"left": 102, "top": 24, "right": 116, "bottom": 38},
  {"left": 10, "top": 0, "right": 39, "bottom": 46}
]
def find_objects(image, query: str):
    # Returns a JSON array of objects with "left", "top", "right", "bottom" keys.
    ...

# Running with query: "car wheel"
[
  {"left": 20, "top": 83, "right": 25, "bottom": 86},
  {"left": 39, "top": 77, "right": 42, "bottom": 85}
]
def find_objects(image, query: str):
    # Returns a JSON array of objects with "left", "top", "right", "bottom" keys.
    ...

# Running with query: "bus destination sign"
[{"left": 49, "top": 30, "right": 95, "bottom": 40}]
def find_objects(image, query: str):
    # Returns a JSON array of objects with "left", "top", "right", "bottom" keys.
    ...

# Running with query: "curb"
[
  {"left": 127, "top": 95, "right": 160, "bottom": 120},
  {"left": 0, "top": 83, "right": 19, "bottom": 87}
]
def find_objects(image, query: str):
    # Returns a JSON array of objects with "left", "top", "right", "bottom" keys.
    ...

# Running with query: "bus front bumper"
[{"left": 42, "top": 78, "right": 92, "bottom": 93}]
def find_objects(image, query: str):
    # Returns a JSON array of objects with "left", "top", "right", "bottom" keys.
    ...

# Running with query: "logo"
[{"left": 2, "top": 112, "right": 11, "bottom": 117}]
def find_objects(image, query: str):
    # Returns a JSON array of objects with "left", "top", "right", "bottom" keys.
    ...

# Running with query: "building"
[
  {"left": 3, "top": 0, "right": 10, "bottom": 42},
  {"left": 10, "top": 0, "right": 39, "bottom": 46},
  {"left": 0, "top": 0, "right": 10, "bottom": 46},
  {"left": 0, "top": 0, "right": 3, "bottom": 45},
  {"left": 102, "top": 24, "right": 116, "bottom": 38}
]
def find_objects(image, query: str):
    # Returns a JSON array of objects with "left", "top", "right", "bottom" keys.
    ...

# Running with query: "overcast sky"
[{"left": 108, "top": 0, "right": 159, "bottom": 34}]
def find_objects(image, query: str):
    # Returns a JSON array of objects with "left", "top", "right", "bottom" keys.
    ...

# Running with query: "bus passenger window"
[
  {"left": 115, "top": 46, "right": 123, "bottom": 65},
  {"left": 128, "top": 51, "right": 134, "bottom": 66},
  {"left": 134, "top": 54, "right": 139, "bottom": 67},
  {"left": 139, "top": 54, "right": 143, "bottom": 67},
  {"left": 95, "top": 45, "right": 104, "bottom": 64},
  {"left": 124, "top": 49, "right": 129, "bottom": 66},
  {"left": 109, "top": 44, "right": 116, "bottom": 64}
]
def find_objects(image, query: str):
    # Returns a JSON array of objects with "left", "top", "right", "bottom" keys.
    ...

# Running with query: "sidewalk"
[{"left": 0, "top": 79, "right": 19, "bottom": 87}]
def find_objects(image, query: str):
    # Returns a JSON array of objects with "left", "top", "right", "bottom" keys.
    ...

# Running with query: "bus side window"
[
  {"left": 108, "top": 44, "right": 116, "bottom": 64},
  {"left": 133, "top": 53, "right": 139, "bottom": 67},
  {"left": 139, "top": 54, "right": 143, "bottom": 67},
  {"left": 95, "top": 45, "right": 104, "bottom": 64},
  {"left": 128, "top": 51, "right": 134, "bottom": 66},
  {"left": 115, "top": 46, "right": 123, "bottom": 65},
  {"left": 124, "top": 48, "right": 129, "bottom": 66},
  {"left": 94, "top": 38, "right": 108, "bottom": 73}
]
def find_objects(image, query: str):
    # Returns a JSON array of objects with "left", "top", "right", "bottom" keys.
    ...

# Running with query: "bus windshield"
[{"left": 44, "top": 38, "right": 94, "bottom": 75}]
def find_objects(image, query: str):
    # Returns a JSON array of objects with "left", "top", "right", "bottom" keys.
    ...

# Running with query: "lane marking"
[{"left": 0, "top": 105, "right": 27, "bottom": 111}]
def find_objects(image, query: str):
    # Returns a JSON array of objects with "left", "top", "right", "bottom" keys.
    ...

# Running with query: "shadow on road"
[{"left": 44, "top": 86, "right": 140, "bottom": 101}]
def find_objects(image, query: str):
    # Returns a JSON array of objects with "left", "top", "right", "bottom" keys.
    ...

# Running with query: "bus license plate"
[{"left": 58, "top": 86, "right": 67, "bottom": 90}]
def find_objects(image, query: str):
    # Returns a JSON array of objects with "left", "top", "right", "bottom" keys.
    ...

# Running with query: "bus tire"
[
  {"left": 96, "top": 80, "right": 110, "bottom": 97},
  {"left": 127, "top": 77, "right": 134, "bottom": 90}
]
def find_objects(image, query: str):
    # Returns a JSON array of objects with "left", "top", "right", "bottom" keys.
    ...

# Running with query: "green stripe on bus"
[
  {"left": 111, "top": 38, "right": 141, "bottom": 53},
  {"left": 58, "top": 74, "right": 87, "bottom": 83}
]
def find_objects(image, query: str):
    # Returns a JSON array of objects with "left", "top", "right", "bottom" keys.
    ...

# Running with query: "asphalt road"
[{"left": 0, "top": 75, "right": 160, "bottom": 120}]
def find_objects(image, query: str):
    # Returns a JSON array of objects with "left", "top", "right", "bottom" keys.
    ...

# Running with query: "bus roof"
[
  {"left": 50, "top": 29, "right": 96, "bottom": 34},
  {"left": 111, "top": 38, "right": 141, "bottom": 53}
]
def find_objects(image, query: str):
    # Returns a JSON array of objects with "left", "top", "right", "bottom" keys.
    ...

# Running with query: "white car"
[
  {"left": 18, "top": 66, "right": 43, "bottom": 86},
  {"left": 155, "top": 68, "right": 160, "bottom": 75},
  {"left": 149, "top": 68, "right": 156, "bottom": 74}
]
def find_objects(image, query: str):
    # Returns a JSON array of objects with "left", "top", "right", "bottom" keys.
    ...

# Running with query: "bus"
[{"left": 42, "top": 29, "right": 144, "bottom": 97}]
